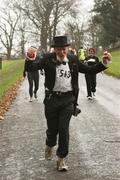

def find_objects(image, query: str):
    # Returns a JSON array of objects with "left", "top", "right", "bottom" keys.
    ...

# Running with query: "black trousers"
[
  {"left": 85, "top": 74, "right": 96, "bottom": 97},
  {"left": 27, "top": 71, "right": 39, "bottom": 97},
  {"left": 44, "top": 92, "right": 75, "bottom": 158}
]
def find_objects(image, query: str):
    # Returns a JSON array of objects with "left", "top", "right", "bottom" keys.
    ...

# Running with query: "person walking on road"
[
  {"left": 27, "top": 36, "right": 111, "bottom": 171},
  {"left": 84, "top": 48, "right": 100, "bottom": 99},
  {"left": 23, "top": 46, "right": 39, "bottom": 102},
  {"left": 78, "top": 46, "right": 86, "bottom": 61}
]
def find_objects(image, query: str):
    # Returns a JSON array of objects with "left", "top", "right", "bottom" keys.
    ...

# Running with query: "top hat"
[{"left": 51, "top": 36, "right": 70, "bottom": 47}]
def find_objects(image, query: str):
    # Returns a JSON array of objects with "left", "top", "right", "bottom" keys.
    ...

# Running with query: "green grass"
[{"left": 0, "top": 59, "right": 24, "bottom": 100}]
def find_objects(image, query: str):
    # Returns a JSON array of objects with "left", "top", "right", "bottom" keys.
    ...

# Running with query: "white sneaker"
[
  {"left": 45, "top": 146, "right": 53, "bottom": 160},
  {"left": 87, "top": 96, "right": 92, "bottom": 100},
  {"left": 57, "top": 158, "right": 68, "bottom": 171},
  {"left": 29, "top": 97, "right": 33, "bottom": 102}
]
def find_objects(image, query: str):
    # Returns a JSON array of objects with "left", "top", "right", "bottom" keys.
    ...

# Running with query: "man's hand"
[
  {"left": 23, "top": 71, "right": 26, "bottom": 78},
  {"left": 73, "top": 106, "right": 81, "bottom": 116},
  {"left": 102, "top": 51, "right": 112, "bottom": 66}
]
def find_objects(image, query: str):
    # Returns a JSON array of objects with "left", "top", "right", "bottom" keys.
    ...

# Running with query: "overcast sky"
[
  {"left": 0, "top": 0, "right": 94, "bottom": 10},
  {"left": 0, "top": 0, "right": 94, "bottom": 18},
  {"left": 77, "top": 0, "right": 94, "bottom": 19},
  {"left": 81, "top": 0, "right": 94, "bottom": 9}
]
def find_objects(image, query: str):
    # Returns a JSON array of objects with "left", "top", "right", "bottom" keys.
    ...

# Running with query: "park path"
[{"left": 0, "top": 74, "right": 120, "bottom": 180}]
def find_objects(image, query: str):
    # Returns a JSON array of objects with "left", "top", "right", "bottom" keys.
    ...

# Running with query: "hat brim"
[{"left": 51, "top": 43, "right": 70, "bottom": 48}]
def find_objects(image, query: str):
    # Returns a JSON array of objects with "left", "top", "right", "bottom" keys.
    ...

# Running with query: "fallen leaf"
[
  {"left": 0, "top": 79, "right": 23, "bottom": 117},
  {"left": 0, "top": 116, "right": 4, "bottom": 120}
]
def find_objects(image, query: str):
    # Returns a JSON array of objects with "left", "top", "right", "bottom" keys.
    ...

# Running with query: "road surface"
[{"left": 0, "top": 73, "right": 120, "bottom": 180}]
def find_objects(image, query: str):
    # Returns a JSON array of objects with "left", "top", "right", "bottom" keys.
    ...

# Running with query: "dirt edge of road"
[{"left": 0, "top": 79, "right": 23, "bottom": 120}]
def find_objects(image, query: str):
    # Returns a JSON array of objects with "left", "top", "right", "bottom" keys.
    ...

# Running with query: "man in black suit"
[
  {"left": 84, "top": 48, "right": 100, "bottom": 99},
  {"left": 28, "top": 36, "right": 111, "bottom": 171}
]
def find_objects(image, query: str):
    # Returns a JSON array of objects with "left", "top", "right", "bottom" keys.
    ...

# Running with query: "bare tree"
[
  {"left": 14, "top": 0, "right": 77, "bottom": 50},
  {"left": 14, "top": 0, "right": 54, "bottom": 50},
  {"left": 16, "top": 20, "right": 27, "bottom": 58},
  {"left": 0, "top": 7, "right": 20, "bottom": 59},
  {"left": 65, "top": 21, "right": 85, "bottom": 50},
  {"left": 0, "top": 0, "right": 81, "bottom": 55}
]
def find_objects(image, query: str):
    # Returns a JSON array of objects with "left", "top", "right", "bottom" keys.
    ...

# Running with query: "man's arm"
[
  {"left": 23, "top": 59, "right": 27, "bottom": 77},
  {"left": 37, "top": 54, "right": 48, "bottom": 70},
  {"left": 78, "top": 52, "right": 112, "bottom": 74},
  {"left": 78, "top": 60, "right": 106, "bottom": 74}
]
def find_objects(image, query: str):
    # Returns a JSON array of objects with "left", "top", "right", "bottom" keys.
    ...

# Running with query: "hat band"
[{"left": 51, "top": 43, "right": 70, "bottom": 47}]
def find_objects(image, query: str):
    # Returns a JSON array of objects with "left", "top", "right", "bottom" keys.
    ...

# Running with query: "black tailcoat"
[{"left": 37, "top": 52, "right": 106, "bottom": 104}]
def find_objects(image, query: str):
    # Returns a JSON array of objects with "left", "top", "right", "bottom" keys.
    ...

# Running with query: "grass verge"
[
  {"left": 0, "top": 59, "right": 24, "bottom": 117},
  {"left": 0, "top": 59, "right": 24, "bottom": 100}
]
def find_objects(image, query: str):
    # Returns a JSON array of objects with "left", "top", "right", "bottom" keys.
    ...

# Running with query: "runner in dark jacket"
[
  {"left": 23, "top": 47, "right": 39, "bottom": 102},
  {"left": 84, "top": 48, "right": 100, "bottom": 99}
]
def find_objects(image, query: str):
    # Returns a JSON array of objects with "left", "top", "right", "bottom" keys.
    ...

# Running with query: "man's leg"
[
  {"left": 85, "top": 75, "right": 92, "bottom": 98},
  {"left": 56, "top": 102, "right": 74, "bottom": 158},
  {"left": 44, "top": 97, "right": 59, "bottom": 160},
  {"left": 33, "top": 71, "right": 39, "bottom": 98},
  {"left": 27, "top": 72, "right": 33, "bottom": 101},
  {"left": 91, "top": 75, "right": 97, "bottom": 95},
  {"left": 56, "top": 102, "right": 74, "bottom": 171}
]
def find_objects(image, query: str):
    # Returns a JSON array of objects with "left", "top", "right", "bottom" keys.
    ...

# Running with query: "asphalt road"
[{"left": 0, "top": 72, "right": 120, "bottom": 180}]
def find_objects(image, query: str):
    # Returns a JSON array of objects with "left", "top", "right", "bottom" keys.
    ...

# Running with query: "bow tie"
[{"left": 56, "top": 60, "right": 66, "bottom": 65}]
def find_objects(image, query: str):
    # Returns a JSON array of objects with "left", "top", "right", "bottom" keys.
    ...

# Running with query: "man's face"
[
  {"left": 89, "top": 50, "right": 95, "bottom": 57},
  {"left": 54, "top": 47, "right": 68, "bottom": 60}
]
